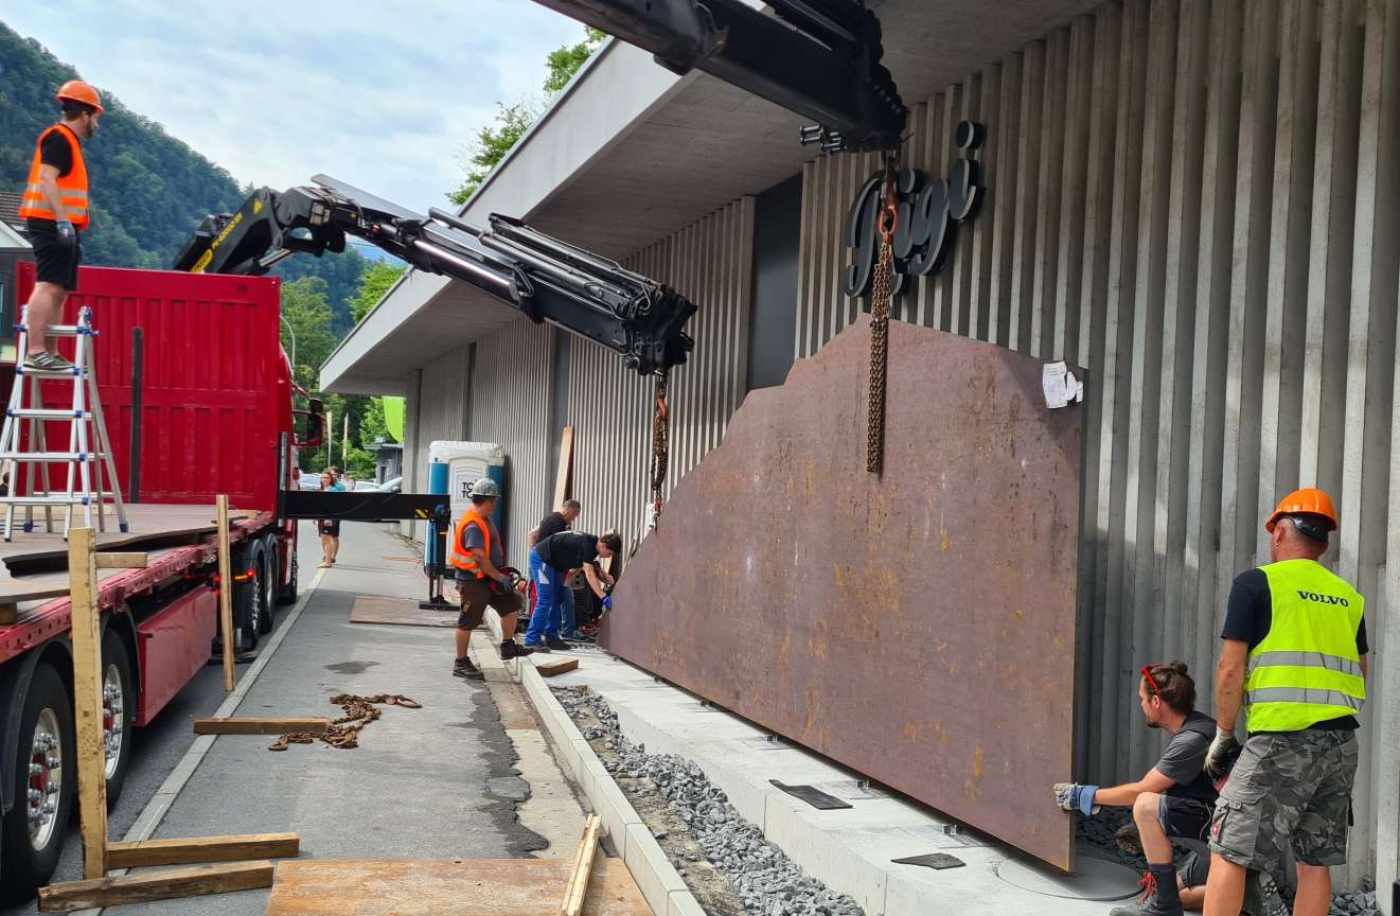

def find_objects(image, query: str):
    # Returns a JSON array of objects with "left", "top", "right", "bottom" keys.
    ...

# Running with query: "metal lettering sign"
[{"left": 844, "top": 121, "right": 985, "bottom": 299}]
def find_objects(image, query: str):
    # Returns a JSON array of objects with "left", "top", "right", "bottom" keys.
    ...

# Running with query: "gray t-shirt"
[
  {"left": 1156, "top": 711, "right": 1214, "bottom": 793},
  {"left": 461, "top": 518, "right": 504, "bottom": 570}
]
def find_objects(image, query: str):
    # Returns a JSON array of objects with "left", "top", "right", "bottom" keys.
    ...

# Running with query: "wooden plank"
[
  {"left": 216, "top": 495, "right": 235, "bottom": 692},
  {"left": 265, "top": 858, "right": 649, "bottom": 915},
  {"left": 536, "top": 658, "right": 580, "bottom": 678},
  {"left": 561, "top": 815, "right": 602, "bottom": 916},
  {"left": 0, "top": 603, "right": 15, "bottom": 625},
  {"left": 66, "top": 527, "right": 107, "bottom": 880},
  {"left": 194, "top": 717, "right": 331, "bottom": 736},
  {"left": 553, "top": 426, "right": 574, "bottom": 509},
  {"left": 37, "top": 860, "right": 275, "bottom": 912},
  {"left": 94, "top": 552, "right": 147, "bottom": 569},
  {"left": 106, "top": 832, "right": 299, "bottom": 868},
  {"left": 350, "top": 595, "right": 455, "bottom": 628}
]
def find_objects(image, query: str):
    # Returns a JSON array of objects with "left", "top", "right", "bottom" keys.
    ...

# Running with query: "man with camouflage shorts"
[{"left": 1202, "top": 488, "right": 1368, "bottom": 916}]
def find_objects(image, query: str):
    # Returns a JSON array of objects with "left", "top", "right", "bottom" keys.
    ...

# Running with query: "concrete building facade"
[{"left": 325, "top": 0, "right": 1400, "bottom": 899}]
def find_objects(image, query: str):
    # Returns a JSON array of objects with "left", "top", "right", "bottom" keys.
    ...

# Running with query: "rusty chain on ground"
[
  {"left": 649, "top": 370, "right": 671, "bottom": 525},
  {"left": 268, "top": 693, "right": 421, "bottom": 752},
  {"left": 867, "top": 154, "right": 899, "bottom": 476}
]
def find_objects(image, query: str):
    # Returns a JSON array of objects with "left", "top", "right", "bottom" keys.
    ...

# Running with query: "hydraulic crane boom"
[
  {"left": 173, "top": 175, "right": 695, "bottom": 376},
  {"left": 528, "top": 0, "right": 906, "bottom": 152}
]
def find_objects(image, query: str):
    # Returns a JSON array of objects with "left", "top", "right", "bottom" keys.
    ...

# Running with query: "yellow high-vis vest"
[{"left": 1246, "top": 559, "right": 1366, "bottom": 733}]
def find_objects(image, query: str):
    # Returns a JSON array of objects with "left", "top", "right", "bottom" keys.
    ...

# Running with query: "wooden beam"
[
  {"left": 216, "top": 495, "right": 234, "bottom": 692},
  {"left": 37, "top": 860, "right": 275, "bottom": 912},
  {"left": 193, "top": 717, "right": 331, "bottom": 736},
  {"left": 553, "top": 426, "right": 574, "bottom": 509},
  {"left": 536, "top": 658, "right": 579, "bottom": 678},
  {"left": 107, "top": 833, "right": 299, "bottom": 868},
  {"left": 95, "top": 552, "right": 147, "bottom": 569},
  {"left": 559, "top": 815, "right": 601, "bottom": 916},
  {"left": 66, "top": 528, "right": 107, "bottom": 879}
]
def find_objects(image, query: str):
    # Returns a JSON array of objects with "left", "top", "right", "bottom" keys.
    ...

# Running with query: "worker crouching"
[
  {"left": 1055, "top": 663, "right": 1219, "bottom": 915},
  {"left": 448, "top": 478, "right": 532, "bottom": 680}
]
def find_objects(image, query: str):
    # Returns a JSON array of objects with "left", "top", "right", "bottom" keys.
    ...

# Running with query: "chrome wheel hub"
[
  {"left": 103, "top": 663, "right": 124, "bottom": 780},
  {"left": 26, "top": 709, "right": 62, "bottom": 851}
]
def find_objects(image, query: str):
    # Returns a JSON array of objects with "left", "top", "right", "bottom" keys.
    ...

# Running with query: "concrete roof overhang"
[{"left": 322, "top": 0, "right": 1101, "bottom": 395}]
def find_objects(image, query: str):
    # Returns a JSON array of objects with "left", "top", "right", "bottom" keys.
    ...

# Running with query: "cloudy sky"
[{"left": 4, "top": 1, "right": 590, "bottom": 209}]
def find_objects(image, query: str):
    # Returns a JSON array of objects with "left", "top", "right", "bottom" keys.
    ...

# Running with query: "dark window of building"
[{"left": 748, "top": 173, "right": 802, "bottom": 390}]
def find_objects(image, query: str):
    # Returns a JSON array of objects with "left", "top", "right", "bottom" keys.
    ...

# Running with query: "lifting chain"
[
  {"left": 649, "top": 371, "right": 671, "bottom": 525},
  {"left": 268, "top": 692, "right": 420, "bottom": 752},
  {"left": 867, "top": 153, "right": 899, "bottom": 475}
]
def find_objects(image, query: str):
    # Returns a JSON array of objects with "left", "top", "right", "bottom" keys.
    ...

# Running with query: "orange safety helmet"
[
  {"left": 1265, "top": 487, "right": 1338, "bottom": 533},
  {"left": 55, "top": 80, "right": 104, "bottom": 114}
]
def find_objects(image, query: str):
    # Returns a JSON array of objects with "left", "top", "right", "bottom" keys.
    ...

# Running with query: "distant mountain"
[{"left": 0, "top": 21, "right": 363, "bottom": 329}]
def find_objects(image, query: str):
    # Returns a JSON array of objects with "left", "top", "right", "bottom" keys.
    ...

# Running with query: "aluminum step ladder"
[{"left": 0, "top": 305, "right": 128, "bottom": 540}]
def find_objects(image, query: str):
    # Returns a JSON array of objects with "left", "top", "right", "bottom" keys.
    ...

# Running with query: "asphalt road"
[{"left": 0, "top": 523, "right": 323, "bottom": 915}]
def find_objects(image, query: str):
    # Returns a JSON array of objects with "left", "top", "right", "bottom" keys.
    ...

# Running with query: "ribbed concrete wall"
[
  {"left": 794, "top": 0, "right": 1400, "bottom": 885},
  {"left": 468, "top": 319, "right": 553, "bottom": 564},
  {"left": 401, "top": 347, "right": 470, "bottom": 541},
  {"left": 564, "top": 199, "right": 756, "bottom": 553}
]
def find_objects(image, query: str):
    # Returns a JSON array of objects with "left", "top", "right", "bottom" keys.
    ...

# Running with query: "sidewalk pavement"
[
  {"left": 542, "top": 646, "right": 1143, "bottom": 916},
  {"left": 128, "top": 522, "right": 585, "bottom": 915}
]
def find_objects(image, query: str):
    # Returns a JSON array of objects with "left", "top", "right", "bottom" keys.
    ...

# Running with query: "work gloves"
[
  {"left": 1053, "top": 782, "right": 1100, "bottom": 816},
  {"left": 55, "top": 219, "right": 76, "bottom": 246},
  {"left": 600, "top": 595, "right": 613, "bottom": 613},
  {"left": 1205, "top": 729, "right": 1241, "bottom": 779}
]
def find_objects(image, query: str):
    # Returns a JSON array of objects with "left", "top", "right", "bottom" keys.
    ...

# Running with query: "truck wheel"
[
  {"left": 0, "top": 665, "right": 75, "bottom": 902},
  {"left": 277, "top": 545, "right": 298, "bottom": 606},
  {"left": 256, "top": 548, "right": 275, "bottom": 635},
  {"left": 101, "top": 630, "right": 135, "bottom": 806},
  {"left": 236, "top": 549, "right": 260, "bottom": 654}
]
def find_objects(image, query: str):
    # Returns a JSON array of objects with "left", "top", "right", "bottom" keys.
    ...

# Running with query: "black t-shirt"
[
  {"left": 26, "top": 127, "right": 76, "bottom": 232},
  {"left": 1156, "top": 711, "right": 1218, "bottom": 803},
  {"left": 536, "top": 531, "right": 598, "bottom": 572},
  {"left": 536, "top": 511, "right": 569, "bottom": 543},
  {"left": 1222, "top": 567, "right": 1368, "bottom": 731}
]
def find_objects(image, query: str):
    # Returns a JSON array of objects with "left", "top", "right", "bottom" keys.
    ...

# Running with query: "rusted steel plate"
[{"left": 605, "top": 315, "right": 1084, "bottom": 870}]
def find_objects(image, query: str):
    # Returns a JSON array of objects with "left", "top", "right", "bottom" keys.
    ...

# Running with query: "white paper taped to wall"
[{"left": 1041, "top": 361, "right": 1084, "bottom": 409}]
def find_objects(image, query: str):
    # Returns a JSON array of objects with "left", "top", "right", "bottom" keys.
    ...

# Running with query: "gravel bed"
[{"left": 556, "top": 685, "right": 864, "bottom": 916}]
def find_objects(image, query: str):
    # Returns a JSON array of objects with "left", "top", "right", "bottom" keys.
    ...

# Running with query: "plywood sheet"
[
  {"left": 350, "top": 596, "right": 456, "bottom": 628},
  {"left": 605, "top": 316, "right": 1084, "bottom": 870},
  {"left": 265, "top": 858, "right": 650, "bottom": 915}
]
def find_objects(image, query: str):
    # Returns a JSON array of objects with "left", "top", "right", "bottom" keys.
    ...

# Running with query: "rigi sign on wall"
[{"left": 844, "top": 121, "right": 986, "bottom": 299}]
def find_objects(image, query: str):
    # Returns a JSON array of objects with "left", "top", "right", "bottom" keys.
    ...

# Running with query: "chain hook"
[{"left": 878, "top": 152, "right": 899, "bottom": 243}]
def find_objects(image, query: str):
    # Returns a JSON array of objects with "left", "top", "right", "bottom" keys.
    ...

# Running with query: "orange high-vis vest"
[
  {"left": 18, "top": 124, "right": 89, "bottom": 228},
  {"left": 449, "top": 508, "right": 493, "bottom": 579}
]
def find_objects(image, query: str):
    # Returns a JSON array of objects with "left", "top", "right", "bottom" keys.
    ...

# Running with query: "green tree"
[
  {"left": 360, "top": 396, "right": 395, "bottom": 444},
  {"left": 279, "top": 277, "right": 337, "bottom": 391},
  {"left": 448, "top": 27, "right": 606, "bottom": 205},
  {"left": 543, "top": 28, "right": 607, "bottom": 93},
  {"left": 349, "top": 261, "right": 407, "bottom": 324}
]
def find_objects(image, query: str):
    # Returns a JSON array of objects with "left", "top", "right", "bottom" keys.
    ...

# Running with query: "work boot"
[
  {"left": 1109, "top": 865, "right": 1183, "bottom": 916},
  {"left": 545, "top": 636, "right": 572, "bottom": 651},
  {"left": 523, "top": 639, "right": 551, "bottom": 654},
  {"left": 452, "top": 657, "right": 483, "bottom": 681},
  {"left": 498, "top": 639, "right": 534, "bottom": 661}
]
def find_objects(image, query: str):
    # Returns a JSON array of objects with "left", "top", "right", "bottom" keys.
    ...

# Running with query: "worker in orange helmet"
[
  {"left": 1202, "top": 488, "right": 1368, "bottom": 916},
  {"left": 17, "top": 80, "right": 104, "bottom": 371}
]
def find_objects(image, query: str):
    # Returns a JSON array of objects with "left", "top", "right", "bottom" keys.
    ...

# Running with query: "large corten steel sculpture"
[{"left": 604, "top": 315, "right": 1084, "bottom": 870}]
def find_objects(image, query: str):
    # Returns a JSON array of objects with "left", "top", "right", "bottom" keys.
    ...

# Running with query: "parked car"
[
  {"left": 298, "top": 472, "right": 322, "bottom": 490},
  {"left": 378, "top": 476, "right": 402, "bottom": 493},
  {"left": 353, "top": 480, "right": 380, "bottom": 492}
]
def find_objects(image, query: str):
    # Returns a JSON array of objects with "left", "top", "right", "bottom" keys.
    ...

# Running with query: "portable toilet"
[{"left": 425, "top": 441, "right": 506, "bottom": 568}]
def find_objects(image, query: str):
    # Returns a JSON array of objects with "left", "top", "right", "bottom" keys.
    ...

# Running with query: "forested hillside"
[{"left": 0, "top": 22, "right": 364, "bottom": 328}]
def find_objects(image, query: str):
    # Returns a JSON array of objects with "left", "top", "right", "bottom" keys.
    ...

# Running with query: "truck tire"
[
  {"left": 235, "top": 549, "right": 260, "bottom": 653},
  {"left": 277, "top": 543, "right": 298, "bottom": 606},
  {"left": 100, "top": 630, "right": 135, "bottom": 807},
  {"left": 255, "top": 546, "right": 275, "bottom": 635},
  {"left": 0, "top": 665, "right": 75, "bottom": 902}
]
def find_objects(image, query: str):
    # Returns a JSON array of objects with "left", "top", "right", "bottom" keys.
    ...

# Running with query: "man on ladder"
[{"left": 17, "top": 79, "right": 102, "bottom": 371}]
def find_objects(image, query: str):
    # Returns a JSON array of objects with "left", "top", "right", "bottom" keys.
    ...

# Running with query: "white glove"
[{"left": 1204, "top": 729, "right": 1240, "bottom": 779}]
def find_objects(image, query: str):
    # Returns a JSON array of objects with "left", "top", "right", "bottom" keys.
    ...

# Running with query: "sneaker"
[
  {"left": 523, "top": 639, "right": 551, "bottom": 654},
  {"left": 498, "top": 639, "right": 535, "bottom": 660},
  {"left": 24, "top": 351, "right": 75, "bottom": 372},
  {"left": 545, "top": 637, "right": 572, "bottom": 651},
  {"left": 452, "top": 659, "right": 483, "bottom": 681},
  {"left": 1108, "top": 870, "right": 1183, "bottom": 916}
]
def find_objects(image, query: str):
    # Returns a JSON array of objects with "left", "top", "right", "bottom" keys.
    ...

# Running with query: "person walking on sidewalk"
[
  {"left": 1202, "top": 488, "right": 1368, "bottom": 916},
  {"left": 526, "top": 499, "right": 580, "bottom": 631},
  {"left": 524, "top": 529, "right": 620, "bottom": 651},
  {"left": 316, "top": 470, "right": 345, "bottom": 568},
  {"left": 1055, "top": 663, "right": 1219, "bottom": 915},
  {"left": 18, "top": 80, "right": 102, "bottom": 371},
  {"left": 449, "top": 478, "right": 532, "bottom": 680}
]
